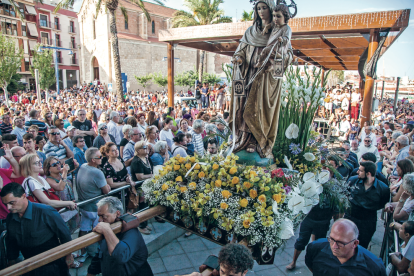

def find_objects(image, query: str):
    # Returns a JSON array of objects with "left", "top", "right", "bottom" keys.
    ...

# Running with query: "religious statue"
[{"left": 229, "top": 1, "right": 295, "bottom": 160}]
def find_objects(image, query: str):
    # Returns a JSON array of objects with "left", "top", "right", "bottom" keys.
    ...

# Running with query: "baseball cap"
[{"left": 67, "top": 126, "right": 76, "bottom": 131}]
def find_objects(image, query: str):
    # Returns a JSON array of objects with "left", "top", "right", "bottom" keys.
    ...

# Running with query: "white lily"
[
  {"left": 318, "top": 170, "right": 330, "bottom": 184},
  {"left": 288, "top": 194, "right": 305, "bottom": 215},
  {"left": 272, "top": 201, "right": 279, "bottom": 215},
  {"left": 283, "top": 155, "right": 293, "bottom": 170},
  {"left": 303, "top": 172, "right": 315, "bottom": 182},
  {"left": 304, "top": 152, "right": 316, "bottom": 161},
  {"left": 285, "top": 123, "right": 299, "bottom": 139},
  {"left": 301, "top": 180, "right": 322, "bottom": 198},
  {"left": 279, "top": 218, "right": 294, "bottom": 239}
]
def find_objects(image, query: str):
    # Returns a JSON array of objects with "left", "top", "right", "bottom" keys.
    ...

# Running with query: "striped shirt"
[
  {"left": 43, "top": 141, "right": 68, "bottom": 160},
  {"left": 0, "top": 123, "right": 13, "bottom": 134},
  {"left": 24, "top": 119, "right": 47, "bottom": 137},
  {"left": 191, "top": 130, "right": 204, "bottom": 157}
]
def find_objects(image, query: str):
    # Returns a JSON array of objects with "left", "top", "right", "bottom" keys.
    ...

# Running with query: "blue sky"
[{"left": 74, "top": 0, "right": 414, "bottom": 78}]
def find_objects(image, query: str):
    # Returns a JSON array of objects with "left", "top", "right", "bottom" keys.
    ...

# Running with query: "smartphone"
[
  {"left": 0, "top": 149, "right": 5, "bottom": 157},
  {"left": 65, "top": 157, "right": 75, "bottom": 171}
]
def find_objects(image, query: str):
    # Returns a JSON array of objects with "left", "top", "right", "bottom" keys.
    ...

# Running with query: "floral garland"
[{"left": 143, "top": 154, "right": 328, "bottom": 249}]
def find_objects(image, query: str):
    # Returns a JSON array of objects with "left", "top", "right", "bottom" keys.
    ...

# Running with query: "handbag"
[
  {"left": 24, "top": 178, "right": 63, "bottom": 211},
  {"left": 127, "top": 184, "right": 139, "bottom": 209}
]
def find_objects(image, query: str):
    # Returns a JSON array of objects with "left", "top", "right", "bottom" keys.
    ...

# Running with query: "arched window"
[{"left": 152, "top": 21, "right": 155, "bottom": 34}]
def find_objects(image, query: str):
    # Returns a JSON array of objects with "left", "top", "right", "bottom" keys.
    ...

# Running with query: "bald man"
[{"left": 305, "top": 219, "right": 386, "bottom": 276}]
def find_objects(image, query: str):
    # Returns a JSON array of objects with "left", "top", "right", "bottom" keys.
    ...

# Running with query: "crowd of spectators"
[{"left": 0, "top": 80, "right": 414, "bottom": 275}]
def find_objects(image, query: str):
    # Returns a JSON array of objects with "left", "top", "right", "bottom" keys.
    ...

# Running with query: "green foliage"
[
  {"left": 30, "top": 44, "right": 56, "bottom": 90},
  {"left": 152, "top": 72, "right": 168, "bottom": 89},
  {"left": 175, "top": 70, "right": 198, "bottom": 89},
  {"left": 7, "top": 73, "right": 26, "bottom": 93},
  {"left": 172, "top": 0, "right": 232, "bottom": 28},
  {"left": 221, "top": 63, "right": 232, "bottom": 86},
  {"left": 0, "top": 35, "right": 24, "bottom": 105},
  {"left": 202, "top": 72, "right": 221, "bottom": 85},
  {"left": 241, "top": 10, "right": 254, "bottom": 22},
  {"left": 135, "top": 73, "right": 153, "bottom": 89}
]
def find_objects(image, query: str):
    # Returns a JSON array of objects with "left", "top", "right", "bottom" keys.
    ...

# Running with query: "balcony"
[
  {"left": 0, "top": 8, "right": 16, "bottom": 17},
  {"left": 55, "top": 40, "right": 61, "bottom": 47},
  {"left": 68, "top": 26, "right": 75, "bottom": 33},
  {"left": 38, "top": 37, "right": 52, "bottom": 45},
  {"left": 69, "top": 42, "right": 76, "bottom": 49},
  {"left": 25, "top": 14, "right": 36, "bottom": 22},
  {"left": 38, "top": 20, "right": 51, "bottom": 28},
  {"left": 53, "top": 23, "right": 60, "bottom": 30},
  {"left": 70, "top": 58, "right": 78, "bottom": 65}
]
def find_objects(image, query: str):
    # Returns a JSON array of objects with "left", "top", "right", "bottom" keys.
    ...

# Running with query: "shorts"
[
  {"left": 325, "top": 102, "right": 332, "bottom": 109},
  {"left": 80, "top": 209, "right": 99, "bottom": 231},
  {"left": 226, "top": 95, "right": 231, "bottom": 102},
  {"left": 197, "top": 98, "right": 202, "bottom": 104}
]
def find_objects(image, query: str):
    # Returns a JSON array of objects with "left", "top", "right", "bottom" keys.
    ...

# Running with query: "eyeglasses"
[
  {"left": 51, "top": 161, "right": 61, "bottom": 167},
  {"left": 140, "top": 146, "right": 148, "bottom": 149},
  {"left": 50, "top": 132, "right": 60, "bottom": 136},
  {"left": 100, "top": 126, "right": 107, "bottom": 130},
  {"left": 33, "top": 161, "right": 43, "bottom": 166},
  {"left": 93, "top": 156, "right": 103, "bottom": 160},
  {"left": 364, "top": 140, "right": 371, "bottom": 142},
  {"left": 327, "top": 237, "right": 355, "bottom": 248}
]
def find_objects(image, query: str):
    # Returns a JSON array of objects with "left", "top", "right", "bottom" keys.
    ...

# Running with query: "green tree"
[
  {"left": 327, "top": 70, "right": 345, "bottom": 87},
  {"left": 241, "top": 10, "right": 253, "bottom": 22},
  {"left": 152, "top": 72, "right": 168, "bottom": 90},
  {"left": 0, "top": 36, "right": 23, "bottom": 106},
  {"left": 221, "top": 63, "right": 232, "bottom": 87},
  {"left": 172, "top": 0, "right": 232, "bottom": 82},
  {"left": 30, "top": 44, "right": 56, "bottom": 91},
  {"left": 203, "top": 72, "right": 221, "bottom": 86},
  {"left": 7, "top": 73, "right": 26, "bottom": 94},
  {"left": 54, "top": 0, "right": 164, "bottom": 103},
  {"left": 135, "top": 73, "right": 153, "bottom": 90},
  {"left": 175, "top": 70, "right": 198, "bottom": 89}
]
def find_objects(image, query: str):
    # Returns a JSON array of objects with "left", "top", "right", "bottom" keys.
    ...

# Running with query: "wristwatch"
[{"left": 390, "top": 222, "right": 395, "bottom": 229}]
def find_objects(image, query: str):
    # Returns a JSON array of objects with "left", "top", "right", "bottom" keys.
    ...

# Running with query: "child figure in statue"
[{"left": 255, "top": 4, "right": 292, "bottom": 73}]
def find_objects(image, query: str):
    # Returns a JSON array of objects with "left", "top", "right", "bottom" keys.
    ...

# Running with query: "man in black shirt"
[
  {"left": 345, "top": 161, "right": 390, "bottom": 248},
  {"left": 0, "top": 183, "right": 74, "bottom": 274},
  {"left": 348, "top": 152, "right": 388, "bottom": 185},
  {"left": 73, "top": 109, "right": 95, "bottom": 148}
]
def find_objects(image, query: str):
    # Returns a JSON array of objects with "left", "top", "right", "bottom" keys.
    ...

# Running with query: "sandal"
[
  {"left": 71, "top": 253, "right": 81, "bottom": 258},
  {"left": 70, "top": 260, "right": 83, "bottom": 269}
]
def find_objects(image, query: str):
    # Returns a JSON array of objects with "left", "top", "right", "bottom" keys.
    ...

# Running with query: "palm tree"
[
  {"left": 240, "top": 10, "right": 253, "bottom": 22},
  {"left": 172, "top": 0, "right": 232, "bottom": 83}
]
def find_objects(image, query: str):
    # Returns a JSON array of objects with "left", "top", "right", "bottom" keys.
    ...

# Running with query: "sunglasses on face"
[
  {"left": 100, "top": 126, "right": 107, "bottom": 130},
  {"left": 140, "top": 146, "right": 148, "bottom": 149},
  {"left": 50, "top": 132, "right": 60, "bottom": 136},
  {"left": 51, "top": 161, "right": 61, "bottom": 167},
  {"left": 94, "top": 156, "right": 103, "bottom": 160}
]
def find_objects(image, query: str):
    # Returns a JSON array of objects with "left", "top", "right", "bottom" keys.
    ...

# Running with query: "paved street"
[{"left": 148, "top": 215, "right": 385, "bottom": 276}]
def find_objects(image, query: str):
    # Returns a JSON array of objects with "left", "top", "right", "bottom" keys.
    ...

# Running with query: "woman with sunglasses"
[
  {"left": 44, "top": 156, "right": 79, "bottom": 233},
  {"left": 20, "top": 154, "right": 77, "bottom": 211},
  {"left": 92, "top": 123, "right": 116, "bottom": 149},
  {"left": 43, "top": 112, "right": 54, "bottom": 128},
  {"left": 130, "top": 141, "right": 153, "bottom": 235}
]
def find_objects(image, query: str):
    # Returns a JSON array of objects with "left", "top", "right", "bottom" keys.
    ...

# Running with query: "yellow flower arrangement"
[
  {"left": 174, "top": 165, "right": 181, "bottom": 171},
  {"left": 249, "top": 189, "right": 258, "bottom": 199},
  {"left": 188, "top": 182, "right": 197, "bottom": 190},
  {"left": 220, "top": 202, "right": 229, "bottom": 209},
  {"left": 162, "top": 184, "right": 169, "bottom": 191},
  {"left": 176, "top": 176, "right": 183, "bottom": 182},
  {"left": 240, "top": 198, "right": 248, "bottom": 208},
  {"left": 195, "top": 164, "right": 201, "bottom": 170},
  {"left": 243, "top": 182, "right": 252, "bottom": 189},
  {"left": 180, "top": 186, "right": 187, "bottom": 193},
  {"left": 221, "top": 190, "right": 232, "bottom": 199},
  {"left": 179, "top": 157, "right": 186, "bottom": 164},
  {"left": 273, "top": 193, "right": 282, "bottom": 203},
  {"left": 232, "top": 177, "right": 239, "bottom": 184},
  {"left": 198, "top": 171, "right": 205, "bottom": 178},
  {"left": 212, "top": 164, "right": 219, "bottom": 170},
  {"left": 190, "top": 157, "right": 196, "bottom": 163},
  {"left": 215, "top": 180, "right": 222, "bottom": 188},
  {"left": 243, "top": 219, "right": 251, "bottom": 228},
  {"left": 258, "top": 195, "right": 266, "bottom": 203},
  {"left": 229, "top": 167, "right": 237, "bottom": 175},
  {"left": 250, "top": 171, "right": 257, "bottom": 177},
  {"left": 185, "top": 163, "right": 192, "bottom": 170}
]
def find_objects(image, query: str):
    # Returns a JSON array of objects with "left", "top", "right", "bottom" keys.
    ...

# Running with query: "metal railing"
[
  {"left": 380, "top": 211, "right": 400, "bottom": 276},
  {"left": 59, "top": 180, "right": 144, "bottom": 214},
  {"left": 38, "top": 20, "right": 51, "bottom": 28},
  {"left": 68, "top": 26, "right": 75, "bottom": 33},
  {"left": 53, "top": 23, "right": 60, "bottom": 30},
  {"left": 69, "top": 41, "right": 76, "bottom": 49}
]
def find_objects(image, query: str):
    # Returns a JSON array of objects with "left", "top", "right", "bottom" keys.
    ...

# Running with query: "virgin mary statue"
[{"left": 229, "top": 1, "right": 293, "bottom": 159}]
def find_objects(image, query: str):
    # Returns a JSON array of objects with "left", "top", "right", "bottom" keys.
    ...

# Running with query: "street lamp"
[{"left": 37, "top": 43, "right": 74, "bottom": 95}]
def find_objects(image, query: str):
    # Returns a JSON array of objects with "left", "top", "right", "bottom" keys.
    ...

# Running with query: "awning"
[
  {"left": 26, "top": 22, "right": 38, "bottom": 37},
  {"left": 23, "top": 39, "right": 28, "bottom": 54},
  {"left": 28, "top": 40, "right": 37, "bottom": 51},
  {"left": 25, "top": 5, "right": 37, "bottom": 15},
  {"left": 1, "top": 0, "right": 11, "bottom": 5}
]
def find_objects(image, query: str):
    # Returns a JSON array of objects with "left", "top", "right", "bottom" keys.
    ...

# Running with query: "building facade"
[
  {"left": 77, "top": 0, "right": 230, "bottom": 92},
  {"left": 35, "top": 0, "right": 80, "bottom": 90}
]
